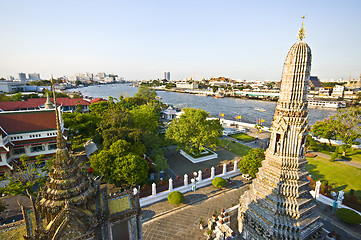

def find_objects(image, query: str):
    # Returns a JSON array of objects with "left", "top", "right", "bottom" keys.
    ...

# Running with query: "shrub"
[
  {"left": 212, "top": 177, "right": 227, "bottom": 188},
  {"left": 336, "top": 208, "right": 361, "bottom": 224},
  {"left": 167, "top": 191, "right": 184, "bottom": 205}
]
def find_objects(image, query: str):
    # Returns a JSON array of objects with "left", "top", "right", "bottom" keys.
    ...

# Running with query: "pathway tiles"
[{"left": 142, "top": 175, "right": 249, "bottom": 240}]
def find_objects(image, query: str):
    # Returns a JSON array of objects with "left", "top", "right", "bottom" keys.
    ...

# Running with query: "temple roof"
[{"left": 0, "top": 110, "right": 56, "bottom": 134}]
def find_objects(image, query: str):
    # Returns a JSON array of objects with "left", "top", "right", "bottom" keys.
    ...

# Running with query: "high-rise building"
[
  {"left": 18, "top": 72, "right": 27, "bottom": 81},
  {"left": 238, "top": 22, "right": 323, "bottom": 239},
  {"left": 28, "top": 73, "right": 41, "bottom": 81},
  {"left": 163, "top": 71, "right": 170, "bottom": 81}
]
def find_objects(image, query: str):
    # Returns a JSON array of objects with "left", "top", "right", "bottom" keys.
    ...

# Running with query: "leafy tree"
[
  {"left": 333, "top": 108, "right": 361, "bottom": 156},
  {"left": 134, "top": 85, "right": 157, "bottom": 103},
  {"left": 0, "top": 93, "right": 10, "bottom": 101},
  {"left": 165, "top": 108, "right": 223, "bottom": 155},
  {"left": 311, "top": 118, "right": 337, "bottom": 147},
  {"left": 151, "top": 149, "right": 169, "bottom": 171},
  {"left": 238, "top": 148, "right": 265, "bottom": 178},
  {"left": 90, "top": 139, "right": 148, "bottom": 186}
]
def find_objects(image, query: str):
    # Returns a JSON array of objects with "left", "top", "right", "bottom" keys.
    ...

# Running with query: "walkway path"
[
  {"left": 142, "top": 175, "right": 249, "bottom": 240},
  {"left": 310, "top": 151, "right": 361, "bottom": 168}
]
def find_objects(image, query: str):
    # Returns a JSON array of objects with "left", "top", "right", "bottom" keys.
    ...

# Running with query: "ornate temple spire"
[
  {"left": 44, "top": 92, "right": 54, "bottom": 109},
  {"left": 238, "top": 23, "right": 323, "bottom": 240},
  {"left": 298, "top": 16, "right": 306, "bottom": 41},
  {"left": 51, "top": 76, "right": 67, "bottom": 150}
]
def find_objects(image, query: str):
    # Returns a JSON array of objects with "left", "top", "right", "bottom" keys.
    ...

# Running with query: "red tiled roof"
[
  {"left": 90, "top": 98, "right": 107, "bottom": 104},
  {"left": 0, "top": 97, "right": 90, "bottom": 111},
  {"left": 0, "top": 110, "right": 56, "bottom": 134}
]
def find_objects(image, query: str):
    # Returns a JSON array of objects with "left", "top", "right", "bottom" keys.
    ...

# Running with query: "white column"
[
  {"left": 233, "top": 160, "right": 238, "bottom": 172},
  {"left": 152, "top": 183, "right": 156, "bottom": 196},
  {"left": 211, "top": 167, "right": 215, "bottom": 179},
  {"left": 222, "top": 163, "right": 227, "bottom": 175},
  {"left": 184, "top": 174, "right": 188, "bottom": 186},
  {"left": 198, "top": 170, "right": 202, "bottom": 182},
  {"left": 169, "top": 178, "right": 173, "bottom": 192}
]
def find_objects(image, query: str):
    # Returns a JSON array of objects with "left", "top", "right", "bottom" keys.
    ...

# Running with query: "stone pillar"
[
  {"left": 211, "top": 167, "right": 215, "bottom": 179},
  {"left": 222, "top": 163, "right": 227, "bottom": 175},
  {"left": 184, "top": 174, "right": 188, "bottom": 186},
  {"left": 169, "top": 178, "right": 173, "bottom": 192},
  {"left": 234, "top": 160, "right": 238, "bottom": 172},
  {"left": 152, "top": 183, "right": 156, "bottom": 196},
  {"left": 198, "top": 170, "right": 202, "bottom": 182}
]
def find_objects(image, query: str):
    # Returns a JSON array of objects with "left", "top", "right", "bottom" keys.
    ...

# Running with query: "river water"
[{"left": 74, "top": 84, "right": 337, "bottom": 127}]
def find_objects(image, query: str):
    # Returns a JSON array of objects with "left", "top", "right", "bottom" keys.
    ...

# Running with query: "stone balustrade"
[{"left": 140, "top": 160, "right": 240, "bottom": 207}]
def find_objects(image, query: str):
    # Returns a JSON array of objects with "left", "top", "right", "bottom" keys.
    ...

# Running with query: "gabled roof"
[
  {"left": 0, "top": 97, "right": 90, "bottom": 111},
  {"left": 309, "top": 76, "right": 322, "bottom": 88},
  {"left": 0, "top": 110, "right": 56, "bottom": 134},
  {"left": 90, "top": 98, "right": 106, "bottom": 104}
]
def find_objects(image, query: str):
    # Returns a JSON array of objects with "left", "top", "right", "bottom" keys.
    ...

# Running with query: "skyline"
[{"left": 1, "top": 0, "right": 360, "bottom": 81}]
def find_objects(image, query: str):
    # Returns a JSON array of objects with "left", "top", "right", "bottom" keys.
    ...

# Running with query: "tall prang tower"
[{"left": 238, "top": 21, "right": 323, "bottom": 239}]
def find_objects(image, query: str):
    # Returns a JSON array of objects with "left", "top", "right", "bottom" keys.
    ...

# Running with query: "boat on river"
[
  {"left": 254, "top": 107, "right": 266, "bottom": 112},
  {"left": 308, "top": 100, "right": 346, "bottom": 108}
]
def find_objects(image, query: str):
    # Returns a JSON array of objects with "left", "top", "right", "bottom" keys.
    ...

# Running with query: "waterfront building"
[
  {"left": 238, "top": 22, "right": 323, "bottom": 239},
  {"left": 176, "top": 82, "right": 198, "bottom": 90},
  {"left": 18, "top": 80, "right": 143, "bottom": 240},
  {"left": 28, "top": 73, "right": 41, "bottom": 81},
  {"left": 331, "top": 85, "right": 345, "bottom": 98},
  {"left": 0, "top": 81, "right": 25, "bottom": 93},
  {"left": 318, "top": 87, "right": 331, "bottom": 97}
]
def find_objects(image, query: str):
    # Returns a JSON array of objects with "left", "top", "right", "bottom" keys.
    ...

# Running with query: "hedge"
[
  {"left": 212, "top": 177, "right": 227, "bottom": 188},
  {"left": 168, "top": 191, "right": 184, "bottom": 205}
]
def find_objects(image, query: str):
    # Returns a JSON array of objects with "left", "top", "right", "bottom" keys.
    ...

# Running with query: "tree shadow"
[
  {"left": 184, "top": 193, "right": 207, "bottom": 205},
  {"left": 141, "top": 210, "right": 156, "bottom": 220},
  {"left": 332, "top": 184, "right": 348, "bottom": 192},
  {"left": 306, "top": 164, "right": 325, "bottom": 180}
]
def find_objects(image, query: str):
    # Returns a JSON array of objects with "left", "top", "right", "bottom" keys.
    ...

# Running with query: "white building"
[
  {"left": 176, "top": 82, "right": 198, "bottom": 90},
  {"left": 331, "top": 85, "right": 345, "bottom": 98},
  {"left": 0, "top": 109, "right": 66, "bottom": 174}
]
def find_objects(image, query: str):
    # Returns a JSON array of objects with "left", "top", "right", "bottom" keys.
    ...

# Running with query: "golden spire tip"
[{"left": 298, "top": 16, "right": 307, "bottom": 41}]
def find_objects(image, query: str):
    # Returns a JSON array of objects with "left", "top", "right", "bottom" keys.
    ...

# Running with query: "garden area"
[
  {"left": 222, "top": 139, "right": 252, "bottom": 156},
  {"left": 228, "top": 133, "right": 255, "bottom": 142}
]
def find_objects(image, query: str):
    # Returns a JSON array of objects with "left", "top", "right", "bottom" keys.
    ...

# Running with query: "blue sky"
[{"left": 1, "top": 0, "right": 360, "bottom": 81}]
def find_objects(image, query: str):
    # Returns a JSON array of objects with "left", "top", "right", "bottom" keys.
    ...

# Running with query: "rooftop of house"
[
  {"left": 0, "top": 97, "right": 90, "bottom": 111},
  {"left": 0, "top": 110, "right": 57, "bottom": 134}
]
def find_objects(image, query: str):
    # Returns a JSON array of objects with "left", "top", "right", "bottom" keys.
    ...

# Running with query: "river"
[{"left": 74, "top": 84, "right": 338, "bottom": 127}]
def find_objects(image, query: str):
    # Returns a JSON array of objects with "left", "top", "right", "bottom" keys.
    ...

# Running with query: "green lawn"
[
  {"left": 222, "top": 139, "right": 252, "bottom": 157},
  {"left": 306, "top": 156, "right": 361, "bottom": 198},
  {"left": 229, "top": 133, "right": 255, "bottom": 142}
]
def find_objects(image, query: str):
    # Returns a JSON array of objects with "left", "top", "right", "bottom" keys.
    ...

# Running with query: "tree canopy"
[
  {"left": 165, "top": 108, "right": 223, "bottom": 155},
  {"left": 90, "top": 139, "right": 149, "bottom": 186},
  {"left": 311, "top": 118, "right": 337, "bottom": 146},
  {"left": 238, "top": 148, "right": 265, "bottom": 178}
]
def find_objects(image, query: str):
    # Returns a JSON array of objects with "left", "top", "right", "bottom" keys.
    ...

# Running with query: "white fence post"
[
  {"left": 184, "top": 174, "right": 188, "bottom": 186},
  {"left": 169, "top": 178, "right": 173, "bottom": 192},
  {"left": 198, "top": 170, "right": 202, "bottom": 182},
  {"left": 234, "top": 160, "right": 238, "bottom": 172},
  {"left": 211, "top": 167, "right": 215, "bottom": 179},
  {"left": 152, "top": 183, "right": 157, "bottom": 196},
  {"left": 222, "top": 163, "right": 227, "bottom": 175}
]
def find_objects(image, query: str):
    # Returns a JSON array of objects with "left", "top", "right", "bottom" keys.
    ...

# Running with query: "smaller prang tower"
[{"left": 238, "top": 20, "right": 323, "bottom": 239}]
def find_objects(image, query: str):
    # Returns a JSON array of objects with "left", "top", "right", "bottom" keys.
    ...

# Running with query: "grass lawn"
[
  {"left": 306, "top": 156, "right": 361, "bottom": 198},
  {"left": 229, "top": 133, "right": 255, "bottom": 142},
  {"left": 344, "top": 148, "right": 361, "bottom": 164},
  {"left": 222, "top": 139, "right": 252, "bottom": 157}
]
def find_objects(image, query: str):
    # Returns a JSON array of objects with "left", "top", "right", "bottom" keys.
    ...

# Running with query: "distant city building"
[
  {"left": 97, "top": 72, "right": 106, "bottom": 79},
  {"left": 28, "top": 73, "right": 41, "bottom": 81},
  {"left": 163, "top": 72, "right": 170, "bottom": 81},
  {"left": 6, "top": 76, "right": 14, "bottom": 81},
  {"left": 18, "top": 72, "right": 27, "bottom": 81}
]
